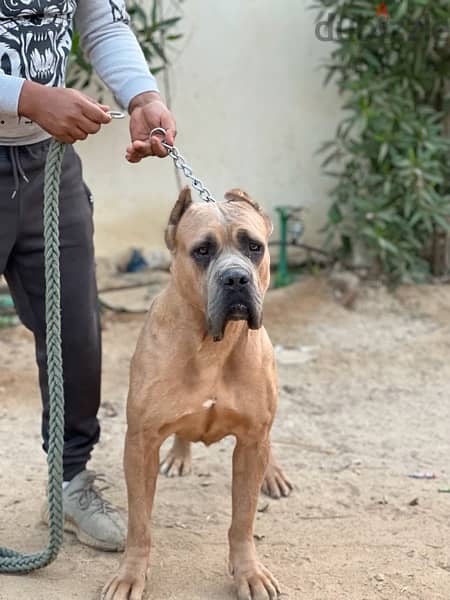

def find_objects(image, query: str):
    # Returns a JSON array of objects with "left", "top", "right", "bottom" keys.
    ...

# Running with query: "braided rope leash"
[
  {"left": 0, "top": 140, "right": 66, "bottom": 573},
  {"left": 0, "top": 122, "right": 210, "bottom": 573}
]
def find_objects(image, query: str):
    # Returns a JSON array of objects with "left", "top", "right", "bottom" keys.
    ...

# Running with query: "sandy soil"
[{"left": 1, "top": 277, "right": 450, "bottom": 600}]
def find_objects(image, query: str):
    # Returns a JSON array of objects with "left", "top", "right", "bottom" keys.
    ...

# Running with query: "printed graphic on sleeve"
[{"left": 108, "top": 0, "right": 129, "bottom": 23}]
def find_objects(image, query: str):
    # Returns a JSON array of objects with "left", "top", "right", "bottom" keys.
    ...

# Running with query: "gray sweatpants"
[{"left": 0, "top": 139, "right": 101, "bottom": 481}]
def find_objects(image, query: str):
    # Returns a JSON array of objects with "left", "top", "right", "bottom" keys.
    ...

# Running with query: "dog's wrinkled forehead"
[
  {"left": 165, "top": 187, "right": 272, "bottom": 252},
  {"left": 179, "top": 202, "right": 269, "bottom": 247}
]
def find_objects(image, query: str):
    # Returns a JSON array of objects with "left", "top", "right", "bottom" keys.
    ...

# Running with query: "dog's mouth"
[
  {"left": 209, "top": 300, "right": 262, "bottom": 342},
  {"left": 227, "top": 302, "right": 250, "bottom": 320}
]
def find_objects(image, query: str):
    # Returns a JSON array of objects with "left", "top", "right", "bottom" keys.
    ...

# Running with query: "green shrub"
[{"left": 314, "top": 0, "right": 450, "bottom": 282}]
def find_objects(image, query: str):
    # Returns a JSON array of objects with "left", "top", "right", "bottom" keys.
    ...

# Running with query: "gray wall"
[{"left": 77, "top": 0, "right": 341, "bottom": 255}]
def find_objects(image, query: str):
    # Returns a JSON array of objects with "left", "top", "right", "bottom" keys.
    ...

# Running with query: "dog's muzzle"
[{"left": 207, "top": 266, "right": 263, "bottom": 342}]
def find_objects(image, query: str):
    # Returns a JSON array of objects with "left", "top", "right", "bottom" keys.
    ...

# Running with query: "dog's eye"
[
  {"left": 249, "top": 242, "right": 262, "bottom": 253},
  {"left": 191, "top": 237, "right": 217, "bottom": 266}
]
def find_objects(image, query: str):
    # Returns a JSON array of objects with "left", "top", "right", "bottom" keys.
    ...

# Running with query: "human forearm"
[
  {"left": 18, "top": 80, "right": 112, "bottom": 144},
  {"left": 80, "top": 15, "right": 158, "bottom": 109},
  {"left": 75, "top": 0, "right": 176, "bottom": 161}
]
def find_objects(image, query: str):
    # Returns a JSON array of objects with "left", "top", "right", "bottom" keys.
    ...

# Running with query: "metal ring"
[
  {"left": 150, "top": 127, "right": 167, "bottom": 141},
  {"left": 107, "top": 110, "right": 125, "bottom": 119}
]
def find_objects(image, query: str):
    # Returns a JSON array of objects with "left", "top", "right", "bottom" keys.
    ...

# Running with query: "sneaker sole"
[{"left": 41, "top": 506, "right": 125, "bottom": 552}]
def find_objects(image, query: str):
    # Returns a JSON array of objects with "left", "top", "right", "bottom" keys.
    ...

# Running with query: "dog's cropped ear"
[
  {"left": 225, "top": 188, "right": 273, "bottom": 236},
  {"left": 165, "top": 187, "right": 193, "bottom": 251}
]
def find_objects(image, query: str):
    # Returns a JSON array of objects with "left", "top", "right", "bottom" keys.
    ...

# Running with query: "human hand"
[
  {"left": 18, "top": 81, "right": 112, "bottom": 144},
  {"left": 127, "top": 91, "right": 176, "bottom": 162}
]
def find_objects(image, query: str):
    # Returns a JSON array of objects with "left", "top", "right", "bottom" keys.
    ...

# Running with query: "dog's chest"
[{"left": 174, "top": 397, "right": 247, "bottom": 446}]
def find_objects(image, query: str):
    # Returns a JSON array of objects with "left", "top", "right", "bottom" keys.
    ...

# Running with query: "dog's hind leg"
[
  {"left": 160, "top": 434, "right": 192, "bottom": 477},
  {"left": 261, "top": 444, "right": 293, "bottom": 499},
  {"left": 228, "top": 436, "right": 280, "bottom": 599}
]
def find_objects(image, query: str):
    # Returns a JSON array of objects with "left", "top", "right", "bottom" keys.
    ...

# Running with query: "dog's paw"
[
  {"left": 261, "top": 462, "right": 292, "bottom": 499},
  {"left": 232, "top": 563, "right": 280, "bottom": 600},
  {"left": 160, "top": 439, "right": 192, "bottom": 477},
  {"left": 101, "top": 571, "right": 146, "bottom": 600}
]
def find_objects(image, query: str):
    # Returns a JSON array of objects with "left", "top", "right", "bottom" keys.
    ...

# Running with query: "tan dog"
[{"left": 102, "top": 188, "right": 291, "bottom": 600}]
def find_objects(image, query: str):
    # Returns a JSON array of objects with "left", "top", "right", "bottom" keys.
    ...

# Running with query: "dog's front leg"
[
  {"left": 102, "top": 429, "right": 160, "bottom": 600},
  {"left": 229, "top": 437, "right": 280, "bottom": 600}
]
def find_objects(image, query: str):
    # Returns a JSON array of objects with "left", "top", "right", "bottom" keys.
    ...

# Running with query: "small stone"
[
  {"left": 100, "top": 401, "right": 118, "bottom": 418},
  {"left": 374, "top": 573, "right": 385, "bottom": 582},
  {"left": 206, "top": 512, "right": 220, "bottom": 524}
]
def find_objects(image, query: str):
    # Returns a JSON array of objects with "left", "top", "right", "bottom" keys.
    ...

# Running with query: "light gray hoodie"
[{"left": 0, "top": 0, "right": 159, "bottom": 145}]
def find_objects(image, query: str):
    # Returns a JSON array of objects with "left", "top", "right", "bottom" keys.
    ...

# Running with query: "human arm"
[
  {"left": 75, "top": 0, "right": 176, "bottom": 160},
  {"left": 17, "top": 81, "right": 112, "bottom": 144}
]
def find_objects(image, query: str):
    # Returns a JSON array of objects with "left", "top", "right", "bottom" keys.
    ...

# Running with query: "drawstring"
[{"left": 9, "top": 146, "right": 30, "bottom": 199}]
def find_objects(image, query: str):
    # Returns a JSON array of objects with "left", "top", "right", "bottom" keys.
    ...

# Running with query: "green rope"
[{"left": 0, "top": 140, "right": 66, "bottom": 573}]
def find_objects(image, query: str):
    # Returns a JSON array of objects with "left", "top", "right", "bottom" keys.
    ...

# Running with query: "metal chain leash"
[{"left": 150, "top": 127, "right": 216, "bottom": 203}]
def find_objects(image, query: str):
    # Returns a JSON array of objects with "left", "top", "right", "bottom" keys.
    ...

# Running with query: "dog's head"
[{"left": 165, "top": 187, "right": 273, "bottom": 341}]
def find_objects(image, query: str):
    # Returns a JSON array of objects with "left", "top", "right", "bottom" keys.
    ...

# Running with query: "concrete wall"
[{"left": 77, "top": 0, "right": 341, "bottom": 256}]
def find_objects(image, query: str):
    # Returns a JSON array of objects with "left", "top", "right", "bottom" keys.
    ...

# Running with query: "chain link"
[
  {"left": 150, "top": 128, "right": 216, "bottom": 203},
  {"left": 162, "top": 143, "right": 216, "bottom": 203}
]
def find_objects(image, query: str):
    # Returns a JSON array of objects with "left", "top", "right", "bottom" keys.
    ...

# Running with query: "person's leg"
[
  {"left": 0, "top": 146, "right": 19, "bottom": 276},
  {"left": 3, "top": 140, "right": 125, "bottom": 551},
  {"left": 4, "top": 141, "right": 101, "bottom": 481}
]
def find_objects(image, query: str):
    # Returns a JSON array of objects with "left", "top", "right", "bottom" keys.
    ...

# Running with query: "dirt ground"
[{"left": 1, "top": 277, "right": 450, "bottom": 600}]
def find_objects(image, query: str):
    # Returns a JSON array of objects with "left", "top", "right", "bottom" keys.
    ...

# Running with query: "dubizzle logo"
[
  {"left": 376, "top": 2, "right": 389, "bottom": 18},
  {"left": 315, "top": 2, "right": 449, "bottom": 43}
]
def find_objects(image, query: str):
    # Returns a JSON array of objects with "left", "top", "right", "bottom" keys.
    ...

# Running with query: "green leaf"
[
  {"left": 432, "top": 213, "right": 450, "bottom": 231},
  {"left": 328, "top": 203, "right": 343, "bottom": 224},
  {"left": 378, "top": 143, "right": 389, "bottom": 163}
]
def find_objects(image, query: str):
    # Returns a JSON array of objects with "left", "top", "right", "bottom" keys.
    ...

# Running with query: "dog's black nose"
[{"left": 221, "top": 268, "right": 250, "bottom": 289}]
